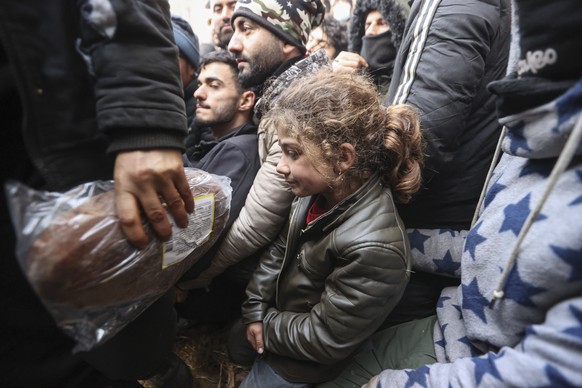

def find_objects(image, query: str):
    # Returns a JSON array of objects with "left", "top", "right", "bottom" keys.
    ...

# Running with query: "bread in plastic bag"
[{"left": 5, "top": 167, "right": 232, "bottom": 352}]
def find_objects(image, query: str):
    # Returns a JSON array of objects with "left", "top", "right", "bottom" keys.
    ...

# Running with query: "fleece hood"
[{"left": 348, "top": 0, "right": 410, "bottom": 54}]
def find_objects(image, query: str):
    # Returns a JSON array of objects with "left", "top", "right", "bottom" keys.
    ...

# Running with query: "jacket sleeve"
[
  {"left": 192, "top": 129, "right": 295, "bottom": 286},
  {"left": 262, "top": 244, "right": 409, "bottom": 364},
  {"left": 365, "top": 295, "right": 582, "bottom": 387},
  {"left": 407, "top": 228, "right": 467, "bottom": 276},
  {"left": 388, "top": 0, "right": 500, "bottom": 180},
  {"left": 76, "top": 0, "right": 187, "bottom": 153},
  {"left": 240, "top": 222, "right": 289, "bottom": 323}
]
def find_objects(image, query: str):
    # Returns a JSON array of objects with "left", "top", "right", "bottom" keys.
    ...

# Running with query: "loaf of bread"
[{"left": 24, "top": 168, "right": 231, "bottom": 309}]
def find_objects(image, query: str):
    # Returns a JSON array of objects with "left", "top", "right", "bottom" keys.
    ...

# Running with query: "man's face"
[
  {"left": 194, "top": 62, "right": 241, "bottom": 128},
  {"left": 210, "top": 0, "right": 236, "bottom": 48},
  {"left": 364, "top": 10, "right": 390, "bottom": 36},
  {"left": 228, "top": 16, "right": 286, "bottom": 88}
]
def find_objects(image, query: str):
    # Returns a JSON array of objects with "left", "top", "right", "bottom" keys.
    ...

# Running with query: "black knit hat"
[
  {"left": 515, "top": 0, "right": 582, "bottom": 80},
  {"left": 231, "top": 0, "right": 326, "bottom": 54},
  {"left": 348, "top": 0, "right": 410, "bottom": 54}
]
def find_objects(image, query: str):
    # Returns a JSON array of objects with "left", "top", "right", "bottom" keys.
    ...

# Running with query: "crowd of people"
[{"left": 1, "top": 0, "right": 581, "bottom": 387}]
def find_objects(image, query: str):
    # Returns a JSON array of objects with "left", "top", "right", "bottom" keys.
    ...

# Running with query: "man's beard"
[
  {"left": 194, "top": 103, "right": 238, "bottom": 130},
  {"left": 237, "top": 43, "right": 285, "bottom": 89},
  {"left": 216, "top": 28, "right": 233, "bottom": 49}
]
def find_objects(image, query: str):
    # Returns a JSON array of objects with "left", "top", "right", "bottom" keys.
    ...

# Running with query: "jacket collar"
[
  {"left": 188, "top": 121, "right": 257, "bottom": 161},
  {"left": 296, "top": 174, "right": 384, "bottom": 235}
]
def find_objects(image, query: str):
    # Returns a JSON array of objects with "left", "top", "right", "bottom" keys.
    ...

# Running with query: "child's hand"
[{"left": 246, "top": 321, "right": 264, "bottom": 354}]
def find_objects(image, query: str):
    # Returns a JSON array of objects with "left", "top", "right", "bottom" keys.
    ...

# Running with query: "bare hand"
[
  {"left": 332, "top": 51, "right": 368, "bottom": 74},
  {"left": 114, "top": 149, "right": 194, "bottom": 249},
  {"left": 246, "top": 321, "right": 264, "bottom": 354}
]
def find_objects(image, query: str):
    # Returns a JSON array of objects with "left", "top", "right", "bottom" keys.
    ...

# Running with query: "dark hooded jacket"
[{"left": 348, "top": 0, "right": 410, "bottom": 94}]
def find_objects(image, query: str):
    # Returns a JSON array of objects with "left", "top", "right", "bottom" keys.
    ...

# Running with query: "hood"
[
  {"left": 498, "top": 80, "right": 582, "bottom": 160},
  {"left": 485, "top": 79, "right": 582, "bottom": 303},
  {"left": 348, "top": 0, "right": 410, "bottom": 54}
]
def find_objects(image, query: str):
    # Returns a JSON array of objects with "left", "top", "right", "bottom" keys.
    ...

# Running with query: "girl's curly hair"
[{"left": 265, "top": 70, "right": 424, "bottom": 203}]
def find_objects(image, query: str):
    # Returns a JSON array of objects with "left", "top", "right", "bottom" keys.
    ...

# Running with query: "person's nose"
[
  {"left": 222, "top": 5, "right": 233, "bottom": 20},
  {"left": 228, "top": 32, "right": 242, "bottom": 53},
  {"left": 365, "top": 22, "right": 377, "bottom": 36},
  {"left": 276, "top": 156, "right": 289, "bottom": 175},
  {"left": 194, "top": 85, "right": 205, "bottom": 101}
]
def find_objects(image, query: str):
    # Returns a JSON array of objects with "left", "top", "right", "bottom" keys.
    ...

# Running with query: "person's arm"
[
  {"left": 241, "top": 222, "right": 289, "bottom": 323},
  {"left": 365, "top": 295, "right": 582, "bottom": 387},
  {"left": 407, "top": 228, "right": 468, "bottom": 276},
  {"left": 261, "top": 245, "right": 409, "bottom": 363},
  {"left": 187, "top": 133, "right": 295, "bottom": 288},
  {"left": 77, "top": 0, "right": 193, "bottom": 247},
  {"left": 388, "top": 1, "right": 501, "bottom": 181},
  {"left": 177, "top": 141, "right": 261, "bottom": 286}
]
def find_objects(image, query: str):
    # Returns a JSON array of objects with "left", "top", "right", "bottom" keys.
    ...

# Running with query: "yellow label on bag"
[{"left": 162, "top": 194, "right": 215, "bottom": 269}]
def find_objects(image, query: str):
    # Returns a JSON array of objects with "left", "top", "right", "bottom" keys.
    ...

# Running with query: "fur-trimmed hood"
[{"left": 348, "top": 0, "right": 410, "bottom": 53}]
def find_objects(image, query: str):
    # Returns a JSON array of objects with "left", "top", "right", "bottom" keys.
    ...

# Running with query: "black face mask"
[{"left": 360, "top": 30, "right": 396, "bottom": 81}]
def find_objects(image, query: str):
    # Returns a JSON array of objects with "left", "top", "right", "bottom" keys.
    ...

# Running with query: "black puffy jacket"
[
  {"left": 0, "top": 0, "right": 187, "bottom": 192},
  {"left": 385, "top": 0, "right": 511, "bottom": 230}
]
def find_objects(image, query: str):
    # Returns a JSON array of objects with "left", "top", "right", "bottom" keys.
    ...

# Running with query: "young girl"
[{"left": 229, "top": 70, "right": 424, "bottom": 387}]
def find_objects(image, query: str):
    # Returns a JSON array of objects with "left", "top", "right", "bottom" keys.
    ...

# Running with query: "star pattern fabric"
[
  {"left": 472, "top": 352, "right": 502, "bottom": 385},
  {"left": 408, "top": 229, "right": 431, "bottom": 254},
  {"left": 519, "top": 159, "right": 553, "bottom": 178},
  {"left": 551, "top": 245, "right": 582, "bottom": 282},
  {"left": 461, "top": 277, "right": 490, "bottom": 323},
  {"left": 483, "top": 181, "right": 506, "bottom": 208},
  {"left": 464, "top": 221, "right": 487, "bottom": 260},
  {"left": 499, "top": 193, "right": 547, "bottom": 236},
  {"left": 403, "top": 365, "right": 430, "bottom": 388},
  {"left": 433, "top": 250, "right": 461, "bottom": 275},
  {"left": 506, "top": 121, "right": 532, "bottom": 154},
  {"left": 365, "top": 80, "right": 582, "bottom": 388},
  {"left": 504, "top": 264, "right": 547, "bottom": 307}
]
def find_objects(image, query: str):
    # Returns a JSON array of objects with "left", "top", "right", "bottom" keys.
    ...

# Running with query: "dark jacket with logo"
[{"left": 241, "top": 175, "right": 411, "bottom": 383}]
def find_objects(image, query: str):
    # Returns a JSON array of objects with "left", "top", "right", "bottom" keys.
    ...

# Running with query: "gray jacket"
[{"left": 190, "top": 51, "right": 332, "bottom": 287}]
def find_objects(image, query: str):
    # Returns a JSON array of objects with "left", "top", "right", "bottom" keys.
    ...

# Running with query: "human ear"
[
  {"left": 282, "top": 42, "right": 302, "bottom": 59},
  {"left": 338, "top": 143, "right": 356, "bottom": 172},
  {"left": 238, "top": 90, "right": 256, "bottom": 112}
]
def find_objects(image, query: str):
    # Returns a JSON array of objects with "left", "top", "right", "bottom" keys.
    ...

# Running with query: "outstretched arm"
[{"left": 77, "top": 0, "right": 194, "bottom": 247}]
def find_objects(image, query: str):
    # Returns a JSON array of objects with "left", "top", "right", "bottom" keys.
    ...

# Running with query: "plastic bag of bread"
[{"left": 5, "top": 167, "right": 232, "bottom": 352}]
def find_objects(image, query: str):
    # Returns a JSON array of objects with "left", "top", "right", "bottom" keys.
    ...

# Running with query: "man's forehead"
[
  {"left": 211, "top": 0, "right": 236, "bottom": 8},
  {"left": 200, "top": 62, "right": 236, "bottom": 82},
  {"left": 232, "top": 15, "right": 259, "bottom": 29}
]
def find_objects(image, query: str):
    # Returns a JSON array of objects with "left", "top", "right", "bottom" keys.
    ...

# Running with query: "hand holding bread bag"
[{"left": 5, "top": 167, "right": 232, "bottom": 351}]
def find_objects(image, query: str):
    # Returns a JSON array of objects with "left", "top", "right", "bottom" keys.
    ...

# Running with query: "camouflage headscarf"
[{"left": 232, "top": 0, "right": 326, "bottom": 54}]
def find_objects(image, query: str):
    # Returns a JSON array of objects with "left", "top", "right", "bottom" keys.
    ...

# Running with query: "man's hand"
[
  {"left": 332, "top": 51, "right": 368, "bottom": 74},
  {"left": 246, "top": 321, "right": 264, "bottom": 354},
  {"left": 114, "top": 149, "right": 194, "bottom": 249}
]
